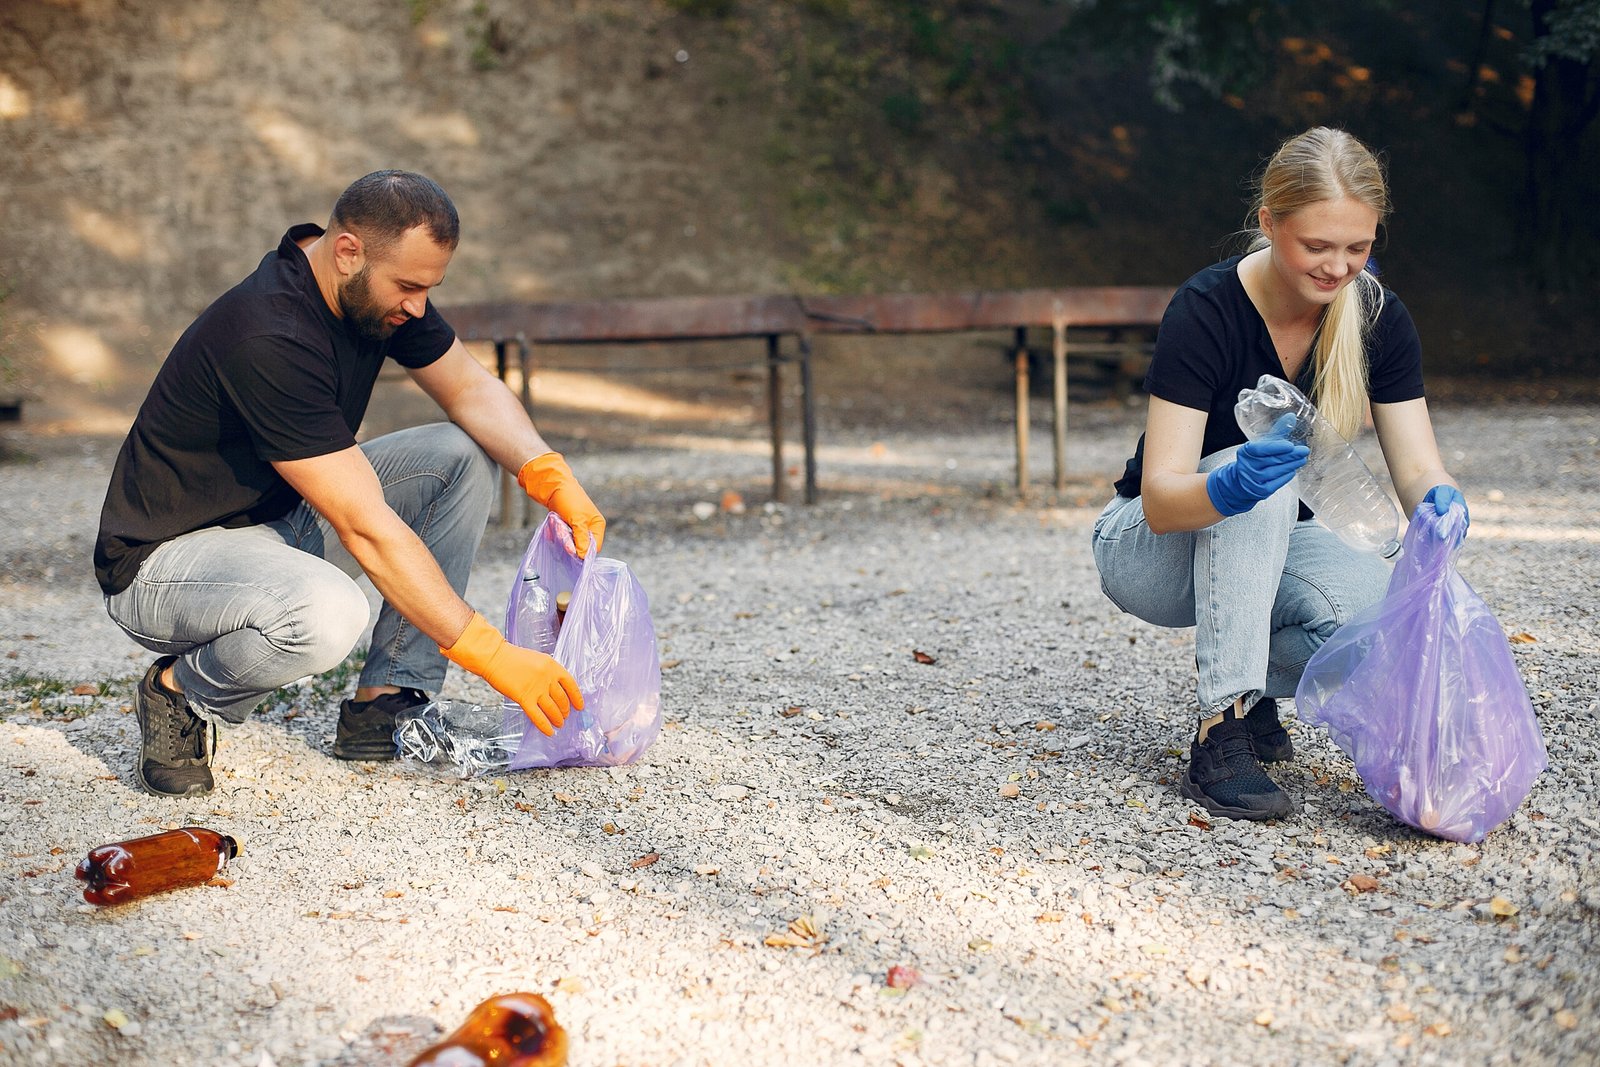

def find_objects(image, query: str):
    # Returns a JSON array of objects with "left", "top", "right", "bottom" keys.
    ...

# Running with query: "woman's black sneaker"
[
  {"left": 134, "top": 657, "right": 216, "bottom": 797},
  {"left": 1180, "top": 711, "right": 1295, "bottom": 821},
  {"left": 334, "top": 688, "right": 429, "bottom": 760},
  {"left": 1244, "top": 697, "right": 1294, "bottom": 763}
]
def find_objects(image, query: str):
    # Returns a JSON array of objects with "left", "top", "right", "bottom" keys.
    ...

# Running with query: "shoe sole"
[
  {"left": 1179, "top": 776, "right": 1294, "bottom": 821},
  {"left": 135, "top": 764, "right": 214, "bottom": 798},
  {"left": 332, "top": 739, "right": 400, "bottom": 761}
]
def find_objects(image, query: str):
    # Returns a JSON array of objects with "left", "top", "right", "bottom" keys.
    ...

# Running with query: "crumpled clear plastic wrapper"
[
  {"left": 1296, "top": 501, "right": 1547, "bottom": 842},
  {"left": 394, "top": 699, "right": 523, "bottom": 780}
]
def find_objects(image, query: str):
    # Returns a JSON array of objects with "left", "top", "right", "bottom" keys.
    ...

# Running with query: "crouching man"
[{"left": 94, "top": 170, "right": 604, "bottom": 797}]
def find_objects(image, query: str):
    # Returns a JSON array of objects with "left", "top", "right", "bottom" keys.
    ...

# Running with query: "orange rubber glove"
[
  {"left": 517, "top": 452, "right": 605, "bottom": 558},
  {"left": 440, "top": 613, "right": 582, "bottom": 736}
]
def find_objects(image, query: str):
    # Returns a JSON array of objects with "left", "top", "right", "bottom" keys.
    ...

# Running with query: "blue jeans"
[
  {"left": 104, "top": 423, "right": 496, "bottom": 724},
  {"left": 1091, "top": 446, "right": 1390, "bottom": 720}
]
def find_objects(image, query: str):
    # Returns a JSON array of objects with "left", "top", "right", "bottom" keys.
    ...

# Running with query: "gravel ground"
[{"left": 1, "top": 395, "right": 1598, "bottom": 1067}]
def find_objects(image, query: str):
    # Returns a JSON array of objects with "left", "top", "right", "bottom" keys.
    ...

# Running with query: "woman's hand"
[
  {"left": 1423, "top": 484, "right": 1469, "bottom": 529},
  {"left": 1205, "top": 436, "right": 1310, "bottom": 517}
]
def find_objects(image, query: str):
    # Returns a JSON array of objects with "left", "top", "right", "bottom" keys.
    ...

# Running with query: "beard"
[{"left": 337, "top": 266, "right": 401, "bottom": 341}]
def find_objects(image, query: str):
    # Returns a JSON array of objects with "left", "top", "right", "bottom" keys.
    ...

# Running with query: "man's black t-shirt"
[
  {"left": 1112, "top": 254, "right": 1426, "bottom": 501},
  {"left": 94, "top": 224, "right": 456, "bottom": 595}
]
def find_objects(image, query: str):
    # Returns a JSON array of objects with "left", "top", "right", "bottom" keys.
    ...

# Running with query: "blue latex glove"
[
  {"left": 1423, "top": 484, "right": 1469, "bottom": 530},
  {"left": 1206, "top": 418, "right": 1310, "bottom": 518}
]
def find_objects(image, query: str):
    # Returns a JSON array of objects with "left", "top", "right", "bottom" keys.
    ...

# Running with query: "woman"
[{"left": 1092, "top": 127, "right": 1467, "bottom": 821}]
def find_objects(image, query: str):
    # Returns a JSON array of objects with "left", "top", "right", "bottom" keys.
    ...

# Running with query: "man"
[{"left": 94, "top": 170, "right": 606, "bottom": 797}]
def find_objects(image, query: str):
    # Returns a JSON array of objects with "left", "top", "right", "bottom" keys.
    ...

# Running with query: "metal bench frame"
[{"left": 441, "top": 286, "right": 1172, "bottom": 516}]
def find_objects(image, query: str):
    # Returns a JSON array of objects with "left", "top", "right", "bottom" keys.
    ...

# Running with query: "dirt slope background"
[{"left": 3, "top": 0, "right": 1599, "bottom": 438}]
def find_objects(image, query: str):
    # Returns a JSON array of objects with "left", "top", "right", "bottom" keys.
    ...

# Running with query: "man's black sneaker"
[
  {"left": 1245, "top": 696, "right": 1294, "bottom": 763},
  {"left": 333, "top": 687, "right": 429, "bottom": 761},
  {"left": 134, "top": 657, "right": 216, "bottom": 798},
  {"left": 1180, "top": 712, "right": 1295, "bottom": 821}
]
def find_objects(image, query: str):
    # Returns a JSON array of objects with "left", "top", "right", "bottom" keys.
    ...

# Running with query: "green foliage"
[
  {"left": 880, "top": 90, "right": 925, "bottom": 135},
  {"left": 2, "top": 671, "right": 119, "bottom": 721},
  {"left": 0, "top": 273, "right": 20, "bottom": 394},
  {"left": 1069, "top": 0, "right": 1287, "bottom": 109},
  {"left": 666, "top": 0, "right": 738, "bottom": 16},
  {"left": 470, "top": 1, "right": 509, "bottom": 71},
  {"left": 1525, "top": 0, "right": 1600, "bottom": 65},
  {"left": 739, "top": 1, "right": 1052, "bottom": 289},
  {"left": 407, "top": 0, "right": 432, "bottom": 27}
]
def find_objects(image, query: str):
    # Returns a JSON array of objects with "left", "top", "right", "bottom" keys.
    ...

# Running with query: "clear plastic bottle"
[
  {"left": 394, "top": 700, "right": 522, "bottom": 779},
  {"left": 1234, "top": 374, "right": 1402, "bottom": 557},
  {"left": 513, "top": 571, "right": 559, "bottom": 654},
  {"left": 407, "top": 992, "right": 568, "bottom": 1067},
  {"left": 75, "top": 827, "right": 239, "bottom": 906}
]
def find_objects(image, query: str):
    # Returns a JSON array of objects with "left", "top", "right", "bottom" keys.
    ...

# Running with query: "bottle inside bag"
[
  {"left": 1234, "top": 374, "right": 1402, "bottom": 557},
  {"left": 514, "top": 571, "right": 559, "bottom": 654}
]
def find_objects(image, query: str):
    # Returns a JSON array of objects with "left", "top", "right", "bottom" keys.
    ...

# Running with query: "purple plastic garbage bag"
[
  {"left": 501, "top": 515, "right": 662, "bottom": 768},
  {"left": 1295, "top": 502, "right": 1546, "bottom": 842}
]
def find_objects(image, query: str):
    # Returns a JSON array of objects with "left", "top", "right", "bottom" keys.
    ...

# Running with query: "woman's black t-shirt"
[
  {"left": 94, "top": 224, "right": 456, "bottom": 596},
  {"left": 1113, "top": 254, "right": 1426, "bottom": 500}
]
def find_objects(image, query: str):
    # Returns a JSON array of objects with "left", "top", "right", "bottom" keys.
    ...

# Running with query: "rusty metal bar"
[
  {"left": 516, "top": 334, "right": 534, "bottom": 527},
  {"left": 766, "top": 334, "right": 785, "bottom": 503},
  {"left": 1014, "top": 326, "right": 1029, "bottom": 498},
  {"left": 494, "top": 339, "right": 514, "bottom": 528},
  {"left": 1052, "top": 301, "right": 1068, "bottom": 492},
  {"left": 799, "top": 334, "right": 817, "bottom": 505},
  {"left": 801, "top": 287, "right": 1173, "bottom": 333},
  {"left": 445, "top": 294, "right": 806, "bottom": 345}
]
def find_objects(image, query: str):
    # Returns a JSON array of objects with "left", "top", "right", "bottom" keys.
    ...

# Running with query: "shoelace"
[
  {"left": 1207, "top": 728, "right": 1256, "bottom": 764},
  {"left": 177, "top": 712, "right": 207, "bottom": 757}
]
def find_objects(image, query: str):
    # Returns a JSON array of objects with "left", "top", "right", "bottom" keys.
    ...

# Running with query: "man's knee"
[
  {"left": 291, "top": 575, "right": 372, "bottom": 674},
  {"left": 423, "top": 423, "right": 495, "bottom": 489}
]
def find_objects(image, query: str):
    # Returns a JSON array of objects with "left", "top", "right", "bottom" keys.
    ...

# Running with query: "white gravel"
[{"left": 2, "top": 396, "right": 1598, "bottom": 1066}]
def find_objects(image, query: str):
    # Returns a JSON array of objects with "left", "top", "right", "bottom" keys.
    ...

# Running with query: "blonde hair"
[{"left": 1245, "top": 127, "right": 1391, "bottom": 439}]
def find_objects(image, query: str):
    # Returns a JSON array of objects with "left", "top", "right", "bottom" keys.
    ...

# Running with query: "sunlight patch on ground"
[
  {"left": 65, "top": 202, "right": 150, "bottom": 262},
  {"left": 248, "top": 104, "right": 325, "bottom": 178},
  {"left": 523, "top": 369, "right": 757, "bottom": 424},
  {"left": 39, "top": 322, "right": 119, "bottom": 387}
]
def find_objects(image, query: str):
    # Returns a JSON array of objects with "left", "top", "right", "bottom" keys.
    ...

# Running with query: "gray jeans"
[
  {"left": 1091, "top": 445, "right": 1391, "bottom": 719},
  {"left": 104, "top": 423, "right": 496, "bottom": 724}
]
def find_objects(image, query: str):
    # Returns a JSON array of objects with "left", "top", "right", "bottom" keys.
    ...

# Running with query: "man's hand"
[
  {"left": 440, "top": 613, "right": 582, "bottom": 736},
  {"left": 518, "top": 453, "right": 606, "bottom": 558}
]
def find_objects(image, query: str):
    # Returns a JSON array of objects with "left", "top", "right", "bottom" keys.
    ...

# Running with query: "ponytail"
[{"left": 1245, "top": 127, "right": 1392, "bottom": 439}]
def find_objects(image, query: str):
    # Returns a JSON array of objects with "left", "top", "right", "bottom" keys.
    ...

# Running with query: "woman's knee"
[{"left": 1282, "top": 551, "right": 1389, "bottom": 642}]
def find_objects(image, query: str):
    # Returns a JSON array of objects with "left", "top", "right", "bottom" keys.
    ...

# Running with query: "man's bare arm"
[{"left": 272, "top": 446, "right": 473, "bottom": 648}]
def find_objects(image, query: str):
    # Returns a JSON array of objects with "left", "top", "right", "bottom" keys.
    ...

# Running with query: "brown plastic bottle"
[
  {"left": 407, "top": 992, "right": 568, "bottom": 1067},
  {"left": 553, "top": 591, "right": 572, "bottom": 631},
  {"left": 75, "top": 827, "right": 239, "bottom": 906}
]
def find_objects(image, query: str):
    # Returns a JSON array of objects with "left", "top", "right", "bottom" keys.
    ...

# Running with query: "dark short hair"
[{"left": 329, "top": 170, "right": 460, "bottom": 258}]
